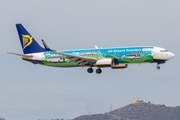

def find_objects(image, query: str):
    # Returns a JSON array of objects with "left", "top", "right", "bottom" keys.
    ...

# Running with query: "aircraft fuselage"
[{"left": 22, "top": 46, "right": 175, "bottom": 68}]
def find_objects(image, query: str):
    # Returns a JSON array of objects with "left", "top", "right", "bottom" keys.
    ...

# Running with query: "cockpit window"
[{"left": 160, "top": 50, "right": 168, "bottom": 52}]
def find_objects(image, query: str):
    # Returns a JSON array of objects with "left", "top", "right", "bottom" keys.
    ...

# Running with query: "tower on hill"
[{"left": 133, "top": 98, "right": 140, "bottom": 104}]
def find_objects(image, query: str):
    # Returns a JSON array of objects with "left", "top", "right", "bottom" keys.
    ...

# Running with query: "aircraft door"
[{"left": 151, "top": 50, "right": 155, "bottom": 57}]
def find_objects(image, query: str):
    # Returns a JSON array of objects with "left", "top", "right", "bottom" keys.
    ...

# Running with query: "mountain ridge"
[{"left": 73, "top": 102, "right": 180, "bottom": 120}]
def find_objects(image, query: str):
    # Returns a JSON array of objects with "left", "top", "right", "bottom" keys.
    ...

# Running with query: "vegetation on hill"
[{"left": 73, "top": 102, "right": 180, "bottom": 120}]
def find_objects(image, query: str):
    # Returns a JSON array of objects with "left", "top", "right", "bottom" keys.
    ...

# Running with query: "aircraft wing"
[
  {"left": 50, "top": 50, "right": 97, "bottom": 61},
  {"left": 42, "top": 40, "right": 97, "bottom": 65}
]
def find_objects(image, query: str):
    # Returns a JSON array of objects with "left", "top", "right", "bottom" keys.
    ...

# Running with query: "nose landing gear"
[
  {"left": 156, "top": 66, "right": 160, "bottom": 70},
  {"left": 156, "top": 63, "right": 160, "bottom": 70}
]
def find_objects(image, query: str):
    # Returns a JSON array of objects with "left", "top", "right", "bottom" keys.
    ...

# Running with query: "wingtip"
[{"left": 7, "top": 52, "right": 12, "bottom": 54}]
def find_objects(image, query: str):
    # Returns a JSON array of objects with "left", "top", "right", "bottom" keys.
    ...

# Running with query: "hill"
[{"left": 73, "top": 102, "right": 180, "bottom": 120}]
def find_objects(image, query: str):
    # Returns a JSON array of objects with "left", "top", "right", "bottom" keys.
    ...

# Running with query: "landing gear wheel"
[
  {"left": 96, "top": 68, "right": 102, "bottom": 74},
  {"left": 156, "top": 66, "right": 160, "bottom": 70},
  {"left": 87, "top": 68, "right": 93, "bottom": 73}
]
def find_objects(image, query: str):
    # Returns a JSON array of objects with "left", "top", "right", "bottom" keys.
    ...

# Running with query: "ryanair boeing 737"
[{"left": 7, "top": 24, "right": 175, "bottom": 74}]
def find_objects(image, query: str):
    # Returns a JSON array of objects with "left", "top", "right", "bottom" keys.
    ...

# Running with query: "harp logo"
[{"left": 22, "top": 35, "right": 33, "bottom": 50}]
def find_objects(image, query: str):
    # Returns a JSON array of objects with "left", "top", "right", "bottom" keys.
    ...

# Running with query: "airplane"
[{"left": 7, "top": 24, "right": 175, "bottom": 74}]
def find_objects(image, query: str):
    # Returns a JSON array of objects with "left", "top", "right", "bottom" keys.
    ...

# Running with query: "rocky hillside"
[{"left": 73, "top": 102, "right": 180, "bottom": 120}]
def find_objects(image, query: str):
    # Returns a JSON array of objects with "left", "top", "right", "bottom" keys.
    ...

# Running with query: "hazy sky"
[{"left": 0, "top": 0, "right": 180, "bottom": 120}]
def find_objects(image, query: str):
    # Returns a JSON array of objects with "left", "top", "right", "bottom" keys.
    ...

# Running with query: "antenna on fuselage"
[{"left": 95, "top": 45, "right": 98, "bottom": 49}]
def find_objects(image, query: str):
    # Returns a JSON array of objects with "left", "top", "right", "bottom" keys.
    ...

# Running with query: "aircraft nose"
[{"left": 168, "top": 52, "right": 175, "bottom": 59}]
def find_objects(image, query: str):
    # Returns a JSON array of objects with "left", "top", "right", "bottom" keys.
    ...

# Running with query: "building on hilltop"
[
  {"left": 133, "top": 98, "right": 144, "bottom": 104},
  {"left": 133, "top": 98, "right": 140, "bottom": 104}
]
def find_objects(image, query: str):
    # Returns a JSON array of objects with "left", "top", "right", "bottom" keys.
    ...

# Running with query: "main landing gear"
[
  {"left": 96, "top": 68, "right": 102, "bottom": 74},
  {"left": 87, "top": 68, "right": 93, "bottom": 73},
  {"left": 87, "top": 68, "right": 102, "bottom": 74}
]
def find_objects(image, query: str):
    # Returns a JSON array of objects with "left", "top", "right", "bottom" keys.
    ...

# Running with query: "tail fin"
[{"left": 16, "top": 24, "right": 46, "bottom": 54}]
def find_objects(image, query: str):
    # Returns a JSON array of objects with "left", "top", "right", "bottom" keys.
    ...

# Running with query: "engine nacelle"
[
  {"left": 96, "top": 59, "right": 128, "bottom": 69},
  {"left": 96, "top": 59, "right": 114, "bottom": 68},
  {"left": 111, "top": 64, "right": 128, "bottom": 69}
]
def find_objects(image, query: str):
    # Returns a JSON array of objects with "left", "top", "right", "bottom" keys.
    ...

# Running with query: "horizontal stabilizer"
[{"left": 7, "top": 52, "right": 32, "bottom": 57}]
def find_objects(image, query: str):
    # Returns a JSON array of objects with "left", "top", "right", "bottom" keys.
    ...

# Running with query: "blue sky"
[{"left": 0, "top": 0, "right": 179, "bottom": 120}]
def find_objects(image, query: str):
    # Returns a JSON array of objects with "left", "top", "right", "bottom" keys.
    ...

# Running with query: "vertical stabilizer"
[{"left": 16, "top": 24, "right": 46, "bottom": 54}]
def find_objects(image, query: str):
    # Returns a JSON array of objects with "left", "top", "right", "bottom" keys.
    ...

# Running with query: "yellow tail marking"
[{"left": 22, "top": 35, "right": 33, "bottom": 50}]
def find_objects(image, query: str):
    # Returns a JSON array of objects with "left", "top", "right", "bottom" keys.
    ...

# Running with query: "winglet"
[{"left": 42, "top": 39, "right": 51, "bottom": 51}]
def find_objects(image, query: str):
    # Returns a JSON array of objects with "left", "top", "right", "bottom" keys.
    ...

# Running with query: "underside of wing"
[
  {"left": 42, "top": 40, "right": 98, "bottom": 65},
  {"left": 50, "top": 50, "right": 97, "bottom": 65}
]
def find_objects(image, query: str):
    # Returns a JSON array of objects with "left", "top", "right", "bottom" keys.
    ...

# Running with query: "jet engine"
[
  {"left": 111, "top": 64, "right": 128, "bottom": 69},
  {"left": 96, "top": 58, "right": 128, "bottom": 69},
  {"left": 96, "top": 59, "right": 114, "bottom": 68}
]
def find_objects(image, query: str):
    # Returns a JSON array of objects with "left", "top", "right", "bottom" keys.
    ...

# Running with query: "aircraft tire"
[
  {"left": 156, "top": 66, "right": 160, "bottom": 70},
  {"left": 96, "top": 68, "right": 102, "bottom": 74},
  {"left": 87, "top": 68, "right": 93, "bottom": 73}
]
